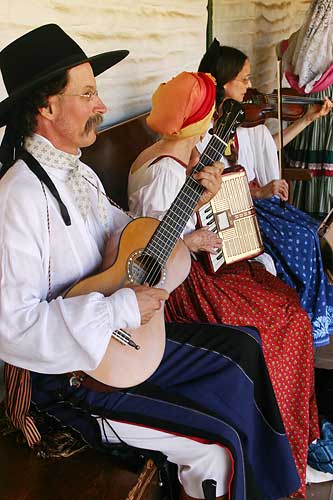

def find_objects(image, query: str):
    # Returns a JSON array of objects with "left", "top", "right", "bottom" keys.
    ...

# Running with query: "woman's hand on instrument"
[
  {"left": 193, "top": 161, "right": 224, "bottom": 210},
  {"left": 128, "top": 284, "right": 169, "bottom": 325},
  {"left": 279, "top": 97, "right": 333, "bottom": 148},
  {"left": 252, "top": 179, "right": 289, "bottom": 201},
  {"left": 183, "top": 227, "right": 222, "bottom": 254},
  {"left": 304, "top": 96, "right": 333, "bottom": 123}
]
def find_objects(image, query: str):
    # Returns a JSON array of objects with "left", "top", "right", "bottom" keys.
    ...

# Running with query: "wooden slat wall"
[
  {"left": 0, "top": 0, "right": 207, "bottom": 130},
  {"left": 213, "top": 0, "right": 311, "bottom": 92}
]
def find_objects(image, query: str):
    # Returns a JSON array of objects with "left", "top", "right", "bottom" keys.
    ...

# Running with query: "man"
[{"left": 0, "top": 24, "right": 299, "bottom": 500}]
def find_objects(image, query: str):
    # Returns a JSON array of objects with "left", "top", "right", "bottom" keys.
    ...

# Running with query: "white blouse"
[
  {"left": 128, "top": 156, "right": 197, "bottom": 234},
  {"left": 197, "top": 124, "right": 280, "bottom": 185},
  {"left": 0, "top": 150, "right": 140, "bottom": 374}
]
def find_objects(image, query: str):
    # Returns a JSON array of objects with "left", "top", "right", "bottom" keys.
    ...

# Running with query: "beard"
[{"left": 84, "top": 114, "right": 103, "bottom": 135}]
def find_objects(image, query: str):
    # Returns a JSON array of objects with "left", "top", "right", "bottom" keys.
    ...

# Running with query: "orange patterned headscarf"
[{"left": 147, "top": 71, "right": 216, "bottom": 139}]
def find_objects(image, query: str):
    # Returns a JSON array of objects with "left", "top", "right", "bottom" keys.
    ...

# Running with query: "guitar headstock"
[{"left": 214, "top": 99, "right": 245, "bottom": 144}]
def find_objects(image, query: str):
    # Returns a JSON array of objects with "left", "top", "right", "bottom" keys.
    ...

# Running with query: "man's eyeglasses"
[{"left": 60, "top": 90, "right": 99, "bottom": 101}]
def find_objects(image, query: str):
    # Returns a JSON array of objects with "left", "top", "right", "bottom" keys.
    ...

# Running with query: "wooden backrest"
[{"left": 81, "top": 113, "right": 159, "bottom": 210}]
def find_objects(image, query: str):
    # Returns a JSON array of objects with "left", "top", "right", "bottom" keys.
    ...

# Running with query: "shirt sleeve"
[
  {"left": 0, "top": 245, "right": 141, "bottom": 374},
  {"left": 0, "top": 168, "right": 141, "bottom": 374},
  {"left": 129, "top": 157, "right": 197, "bottom": 234},
  {"left": 246, "top": 125, "right": 280, "bottom": 185}
]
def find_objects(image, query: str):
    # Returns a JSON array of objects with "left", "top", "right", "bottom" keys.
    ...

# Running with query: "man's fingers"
[{"left": 152, "top": 287, "right": 169, "bottom": 300}]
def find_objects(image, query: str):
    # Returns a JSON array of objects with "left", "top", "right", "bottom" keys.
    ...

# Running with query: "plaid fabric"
[{"left": 308, "top": 419, "right": 333, "bottom": 474}]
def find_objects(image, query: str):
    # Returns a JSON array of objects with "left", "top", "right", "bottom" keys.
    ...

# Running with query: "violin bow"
[{"left": 276, "top": 57, "right": 286, "bottom": 208}]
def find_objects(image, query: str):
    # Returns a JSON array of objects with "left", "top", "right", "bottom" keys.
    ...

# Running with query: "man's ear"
[{"left": 38, "top": 96, "right": 58, "bottom": 121}]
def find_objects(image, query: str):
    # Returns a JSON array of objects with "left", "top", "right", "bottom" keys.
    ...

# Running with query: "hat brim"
[{"left": 0, "top": 49, "right": 129, "bottom": 128}]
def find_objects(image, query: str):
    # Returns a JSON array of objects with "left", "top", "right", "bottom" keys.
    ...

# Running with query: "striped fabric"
[
  {"left": 285, "top": 84, "right": 333, "bottom": 214},
  {"left": 4, "top": 363, "right": 41, "bottom": 447}
]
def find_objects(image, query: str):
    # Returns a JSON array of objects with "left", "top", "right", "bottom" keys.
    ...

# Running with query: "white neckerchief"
[{"left": 24, "top": 134, "right": 109, "bottom": 230}]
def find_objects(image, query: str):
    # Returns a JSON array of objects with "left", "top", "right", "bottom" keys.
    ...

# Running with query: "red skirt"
[{"left": 165, "top": 258, "right": 319, "bottom": 498}]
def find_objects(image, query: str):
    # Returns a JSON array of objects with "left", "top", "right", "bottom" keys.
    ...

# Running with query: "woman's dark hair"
[{"left": 198, "top": 38, "right": 248, "bottom": 106}]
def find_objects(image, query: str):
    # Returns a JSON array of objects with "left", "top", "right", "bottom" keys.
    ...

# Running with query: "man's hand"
[
  {"left": 193, "top": 161, "right": 224, "bottom": 210},
  {"left": 128, "top": 284, "right": 169, "bottom": 325},
  {"left": 183, "top": 227, "right": 222, "bottom": 254}
]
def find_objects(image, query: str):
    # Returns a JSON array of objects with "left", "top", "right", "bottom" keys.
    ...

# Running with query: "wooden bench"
[
  {"left": 81, "top": 113, "right": 159, "bottom": 210},
  {"left": 282, "top": 167, "right": 312, "bottom": 204},
  {"left": 0, "top": 114, "right": 163, "bottom": 500}
]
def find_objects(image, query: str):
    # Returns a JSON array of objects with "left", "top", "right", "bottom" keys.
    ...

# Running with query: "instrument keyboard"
[{"left": 198, "top": 167, "right": 264, "bottom": 272}]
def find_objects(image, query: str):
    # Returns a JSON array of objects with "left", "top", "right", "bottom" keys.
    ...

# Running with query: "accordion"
[{"left": 198, "top": 166, "right": 264, "bottom": 272}]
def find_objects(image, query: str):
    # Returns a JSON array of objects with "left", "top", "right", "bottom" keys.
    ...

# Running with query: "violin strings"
[{"left": 247, "top": 95, "right": 323, "bottom": 105}]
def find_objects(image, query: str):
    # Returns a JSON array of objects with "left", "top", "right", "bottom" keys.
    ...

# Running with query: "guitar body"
[{"left": 65, "top": 217, "right": 191, "bottom": 388}]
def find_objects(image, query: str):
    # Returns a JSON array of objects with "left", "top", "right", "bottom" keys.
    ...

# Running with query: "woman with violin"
[{"left": 197, "top": 39, "right": 333, "bottom": 352}]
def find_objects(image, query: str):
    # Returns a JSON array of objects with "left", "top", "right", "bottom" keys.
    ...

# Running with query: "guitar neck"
[{"left": 145, "top": 133, "right": 229, "bottom": 266}]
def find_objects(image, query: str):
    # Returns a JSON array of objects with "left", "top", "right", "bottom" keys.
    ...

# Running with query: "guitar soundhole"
[{"left": 128, "top": 251, "right": 165, "bottom": 286}]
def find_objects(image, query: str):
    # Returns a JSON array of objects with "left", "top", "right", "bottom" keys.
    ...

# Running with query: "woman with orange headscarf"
[{"left": 128, "top": 71, "right": 318, "bottom": 499}]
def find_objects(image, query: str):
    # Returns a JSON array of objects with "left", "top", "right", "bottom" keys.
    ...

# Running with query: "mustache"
[{"left": 84, "top": 114, "right": 103, "bottom": 134}]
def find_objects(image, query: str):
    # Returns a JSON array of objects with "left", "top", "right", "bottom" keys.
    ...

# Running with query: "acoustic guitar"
[{"left": 65, "top": 99, "right": 245, "bottom": 388}]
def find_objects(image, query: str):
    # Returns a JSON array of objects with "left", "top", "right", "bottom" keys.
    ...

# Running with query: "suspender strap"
[{"left": 19, "top": 149, "right": 71, "bottom": 226}]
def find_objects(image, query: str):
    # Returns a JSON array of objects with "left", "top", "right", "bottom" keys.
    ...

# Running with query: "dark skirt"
[{"left": 30, "top": 322, "right": 300, "bottom": 500}]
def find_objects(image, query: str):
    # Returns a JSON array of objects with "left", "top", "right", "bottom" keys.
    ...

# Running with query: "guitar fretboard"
[{"left": 145, "top": 115, "right": 242, "bottom": 266}]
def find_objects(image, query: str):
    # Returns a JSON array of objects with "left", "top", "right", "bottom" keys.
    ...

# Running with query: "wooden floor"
[
  {"left": 0, "top": 433, "right": 163, "bottom": 500},
  {"left": 278, "top": 482, "right": 333, "bottom": 500},
  {"left": 306, "top": 481, "right": 333, "bottom": 499}
]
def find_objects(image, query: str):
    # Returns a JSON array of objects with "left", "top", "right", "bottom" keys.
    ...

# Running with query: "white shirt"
[
  {"left": 128, "top": 156, "right": 197, "bottom": 235},
  {"left": 0, "top": 139, "right": 140, "bottom": 374},
  {"left": 197, "top": 125, "right": 280, "bottom": 186}
]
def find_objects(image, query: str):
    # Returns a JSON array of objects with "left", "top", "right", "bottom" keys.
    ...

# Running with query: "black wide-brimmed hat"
[{"left": 0, "top": 23, "right": 129, "bottom": 128}]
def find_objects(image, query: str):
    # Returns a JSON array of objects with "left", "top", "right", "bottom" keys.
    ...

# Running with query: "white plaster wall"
[
  {"left": 0, "top": 0, "right": 207, "bottom": 129},
  {"left": 213, "top": 0, "right": 312, "bottom": 92}
]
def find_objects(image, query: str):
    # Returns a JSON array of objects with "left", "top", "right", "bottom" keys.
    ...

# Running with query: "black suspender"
[{"left": 16, "top": 149, "right": 71, "bottom": 226}]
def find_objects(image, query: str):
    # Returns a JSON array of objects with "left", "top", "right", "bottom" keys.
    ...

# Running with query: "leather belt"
[{"left": 67, "top": 371, "right": 117, "bottom": 393}]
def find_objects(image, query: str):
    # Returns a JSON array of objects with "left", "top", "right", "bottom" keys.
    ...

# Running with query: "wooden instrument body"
[
  {"left": 65, "top": 217, "right": 191, "bottom": 388},
  {"left": 242, "top": 87, "right": 327, "bottom": 127}
]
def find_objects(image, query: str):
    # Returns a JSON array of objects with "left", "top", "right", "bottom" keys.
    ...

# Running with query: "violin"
[{"left": 241, "top": 88, "right": 328, "bottom": 127}]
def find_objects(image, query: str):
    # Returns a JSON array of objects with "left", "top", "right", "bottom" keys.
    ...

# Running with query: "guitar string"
[
  {"left": 79, "top": 111, "right": 238, "bottom": 337},
  {"left": 141, "top": 111, "right": 241, "bottom": 285},
  {"left": 140, "top": 136, "right": 225, "bottom": 283},
  {"left": 140, "top": 110, "right": 242, "bottom": 286}
]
